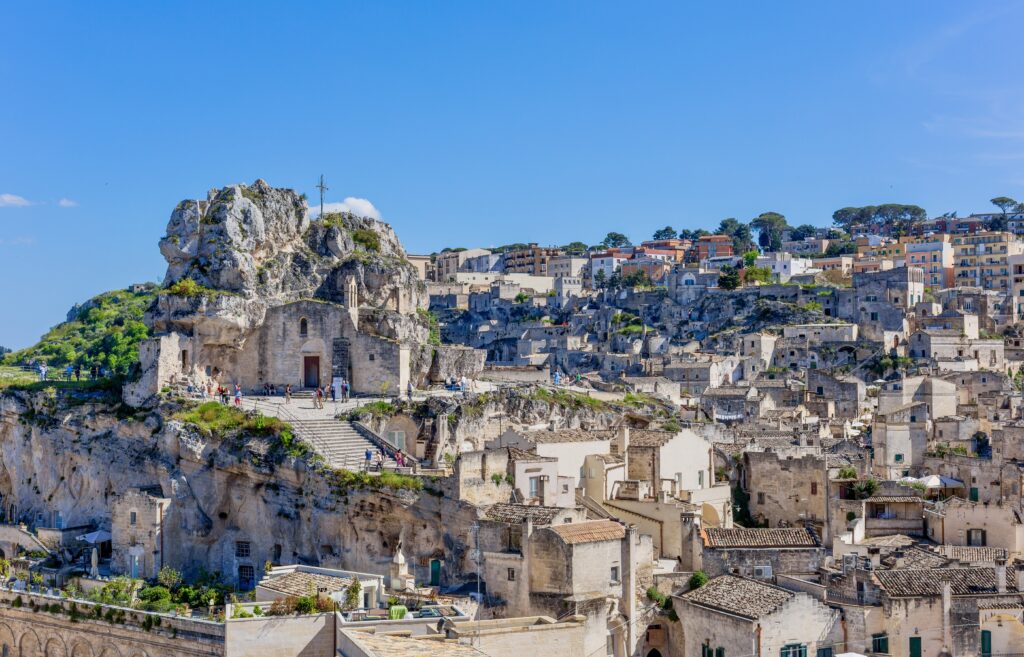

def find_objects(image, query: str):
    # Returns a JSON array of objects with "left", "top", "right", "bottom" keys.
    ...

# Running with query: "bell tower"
[{"left": 345, "top": 275, "right": 359, "bottom": 329}]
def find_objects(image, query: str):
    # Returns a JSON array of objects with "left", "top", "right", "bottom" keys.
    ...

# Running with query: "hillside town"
[{"left": 5, "top": 183, "right": 1024, "bottom": 657}]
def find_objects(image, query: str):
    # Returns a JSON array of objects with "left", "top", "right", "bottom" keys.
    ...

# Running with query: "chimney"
[
  {"left": 615, "top": 426, "right": 630, "bottom": 455},
  {"left": 996, "top": 558, "right": 1007, "bottom": 594}
]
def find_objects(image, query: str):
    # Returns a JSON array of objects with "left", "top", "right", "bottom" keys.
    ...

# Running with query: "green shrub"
[
  {"left": 688, "top": 571, "right": 709, "bottom": 590},
  {"left": 165, "top": 278, "right": 216, "bottom": 298},
  {"left": 351, "top": 229, "right": 380, "bottom": 252},
  {"left": 294, "top": 596, "right": 317, "bottom": 614}
]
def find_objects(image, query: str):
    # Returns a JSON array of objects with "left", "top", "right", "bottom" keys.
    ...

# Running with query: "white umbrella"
[
  {"left": 918, "top": 474, "right": 964, "bottom": 489},
  {"left": 76, "top": 530, "right": 112, "bottom": 544}
]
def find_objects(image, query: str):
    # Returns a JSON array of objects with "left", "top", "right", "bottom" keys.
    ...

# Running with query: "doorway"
[
  {"left": 429, "top": 559, "right": 441, "bottom": 586},
  {"left": 303, "top": 356, "right": 320, "bottom": 388}
]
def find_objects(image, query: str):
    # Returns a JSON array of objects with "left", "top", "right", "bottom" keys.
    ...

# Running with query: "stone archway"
[
  {"left": 97, "top": 646, "right": 123, "bottom": 657},
  {"left": 19, "top": 628, "right": 42, "bottom": 657},
  {"left": 0, "top": 623, "right": 14, "bottom": 657},
  {"left": 69, "top": 640, "right": 95, "bottom": 657},
  {"left": 647, "top": 650, "right": 663, "bottom": 657},
  {"left": 43, "top": 636, "right": 67, "bottom": 657}
]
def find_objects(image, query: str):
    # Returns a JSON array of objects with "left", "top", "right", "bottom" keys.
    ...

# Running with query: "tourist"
[
  {"left": 38, "top": 363, "right": 47, "bottom": 381},
  {"left": 376, "top": 449, "right": 385, "bottom": 471},
  {"left": 64, "top": 365, "right": 73, "bottom": 381},
  {"left": 343, "top": 380, "right": 350, "bottom": 402},
  {"left": 330, "top": 382, "right": 337, "bottom": 404},
  {"left": 395, "top": 450, "right": 405, "bottom": 468},
  {"left": 315, "top": 386, "right": 324, "bottom": 409},
  {"left": 364, "top": 447, "right": 373, "bottom": 471},
  {"left": 74, "top": 364, "right": 81, "bottom": 381},
  {"left": 234, "top": 383, "right": 242, "bottom": 407},
  {"left": 285, "top": 384, "right": 292, "bottom": 404}
]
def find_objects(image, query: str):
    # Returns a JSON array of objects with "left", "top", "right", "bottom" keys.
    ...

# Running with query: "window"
[
  {"left": 871, "top": 633, "right": 889, "bottom": 654},
  {"left": 757, "top": 492, "right": 765, "bottom": 505},
  {"left": 299, "top": 318, "right": 308, "bottom": 337},
  {"left": 368, "top": 354, "right": 375, "bottom": 361},
  {"left": 562, "top": 483, "right": 569, "bottom": 493},
  {"left": 610, "top": 566, "right": 620, "bottom": 583},
  {"left": 781, "top": 644, "right": 806, "bottom": 657},
  {"left": 529, "top": 477, "right": 540, "bottom": 498},
  {"left": 235, "top": 541, "right": 251, "bottom": 558},
  {"left": 238, "top": 564, "right": 255, "bottom": 591},
  {"left": 968, "top": 528, "right": 987, "bottom": 546},
  {"left": 507, "top": 568, "right": 516, "bottom": 581},
  {"left": 715, "top": 649, "right": 725, "bottom": 657},
  {"left": 129, "top": 511, "right": 137, "bottom": 526},
  {"left": 816, "top": 649, "right": 833, "bottom": 657},
  {"left": 894, "top": 453, "right": 904, "bottom": 463},
  {"left": 870, "top": 312, "right": 879, "bottom": 321},
  {"left": 810, "top": 482, "right": 818, "bottom": 495}
]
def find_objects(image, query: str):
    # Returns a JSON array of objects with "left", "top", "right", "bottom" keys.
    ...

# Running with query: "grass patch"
[
  {"left": 417, "top": 308, "right": 441, "bottom": 346},
  {"left": 328, "top": 468, "right": 423, "bottom": 494},
  {"left": 0, "top": 366, "right": 40, "bottom": 390},
  {"left": 348, "top": 400, "right": 397, "bottom": 420},
  {"left": 529, "top": 387, "right": 606, "bottom": 411},
  {"left": 173, "top": 402, "right": 289, "bottom": 438},
  {"left": 164, "top": 278, "right": 220, "bottom": 299}
]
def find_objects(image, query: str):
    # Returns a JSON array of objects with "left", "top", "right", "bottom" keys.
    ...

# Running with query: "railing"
[
  {"left": 824, "top": 590, "right": 880, "bottom": 606},
  {"left": 351, "top": 421, "right": 419, "bottom": 467}
]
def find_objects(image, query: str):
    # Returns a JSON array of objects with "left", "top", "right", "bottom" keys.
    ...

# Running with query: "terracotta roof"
[
  {"left": 874, "top": 567, "right": 1011, "bottom": 597},
  {"left": 549, "top": 520, "right": 625, "bottom": 544},
  {"left": 681, "top": 575, "right": 793, "bottom": 619},
  {"left": 485, "top": 503, "right": 562, "bottom": 525},
  {"left": 703, "top": 527, "right": 819, "bottom": 549},
  {"left": 937, "top": 546, "right": 1008, "bottom": 563},
  {"left": 343, "top": 631, "right": 481, "bottom": 657},
  {"left": 259, "top": 571, "right": 353, "bottom": 597}
]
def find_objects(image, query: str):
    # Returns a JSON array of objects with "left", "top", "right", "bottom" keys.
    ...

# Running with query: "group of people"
[
  {"left": 552, "top": 371, "right": 583, "bottom": 386},
  {"left": 364, "top": 446, "right": 408, "bottom": 471},
  {"left": 312, "top": 379, "right": 351, "bottom": 409},
  {"left": 31, "top": 361, "right": 107, "bottom": 383}
]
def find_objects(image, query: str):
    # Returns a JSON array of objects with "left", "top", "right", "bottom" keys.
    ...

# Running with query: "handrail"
[{"left": 351, "top": 421, "right": 419, "bottom": 466}]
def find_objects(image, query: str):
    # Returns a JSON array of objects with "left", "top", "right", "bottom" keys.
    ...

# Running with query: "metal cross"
[{"left": 316, "top": 174, "right": 329, "bottom": 218}]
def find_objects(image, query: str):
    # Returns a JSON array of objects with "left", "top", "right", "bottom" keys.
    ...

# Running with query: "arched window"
[{"left": 299, "top": 318, "right": 308, "bottom": 337}]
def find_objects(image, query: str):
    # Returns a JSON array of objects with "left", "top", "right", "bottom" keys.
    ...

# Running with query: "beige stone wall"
[
  {"left": 745, "top": 451, "right": 827, "bottom": 527},
  {"left": 0, "top": 592, "right": 224, "bottom": 657},
  {"left": 224, "top": 613, "right": 334, "bottom": 657},
  {"left": 111, "top": 489, "right": 170, "bottom": 580}
]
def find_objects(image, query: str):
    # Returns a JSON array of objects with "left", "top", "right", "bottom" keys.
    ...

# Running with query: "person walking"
[
  {"left": 315, "top": 386, "right": 324, "bottom": 409},
  {"left": 234, "top": 383, "right": 242, "bottom": 408},
  {"left": 343, "top": 380, "right": 350, "bottom": 402},
  {"left": 395, "top": 450, "right": 405, "bottom": 468},
  {"left": 330, "top": 382, "right": 337, "bottom": 404},
  {"left": 74, "top": 364, "right": 81, "bottom": 381},
  {"left": 376, "top": 448, "right": 385, "bottom": 471},
  {"left": 364, "top": 447, "right": 373, "bottom": 472},
  {"left": 285, "top": 384, "right": 292, "bottom": 404}
]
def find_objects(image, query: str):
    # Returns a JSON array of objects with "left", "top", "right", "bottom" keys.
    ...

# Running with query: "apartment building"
[
  {"left": 903, "top": 234, "right": 954, "bottom": 289},
  {"left": 503, "top": 243, "right": 562, "bottom": 276},
  {"left": 953, "top": 232, "right": 1024, "bottom": 291}
]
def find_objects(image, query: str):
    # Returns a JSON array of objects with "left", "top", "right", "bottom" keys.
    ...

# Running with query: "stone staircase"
[
  {"left": 246, "top": 397, "right": 398, "bottom": 471},
  {"left": 295, "top": 418, "right": 396, "bottom": 471}
]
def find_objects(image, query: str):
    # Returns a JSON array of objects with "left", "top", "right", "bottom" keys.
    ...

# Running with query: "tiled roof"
[
  {"left": 629, "top": 430, "right": 675, "bottom": 447},
  {"left": 703, "top": 527, "right": 819, "bottom": 549},
  {"left": 681, "top": 575, "right": 793, "bottom": 619},
  {"left": 859, "top": 534, "right": 916, "bottom": 548},
  {"left": 259, "top": 571, "right": 353, "bottom": 597},
  {"left": 701, "top": 387, "right": 750, "bottom": 397},
  {"left": 549, "top": 520, "right": 625, "bottom": 544},
  {"left": 866, "top": 495, "right": 923, "bottom": 504},
  {"left": 344, "top": 631, "right": 481, "bottom": 657},
  {"left": 524, "top": 429, "right": 615, "bottom": 444},
  {"left": 937, "top": 546, "right": 1008, "bottom": 563},
  {"left": 881, "top": 547, "right": 948, "bottom": 570},
  {"left": 505, "top": 446, "right": 556, "bottom": 462},
  {"left": 485, "top": 503, "right": 561, "bottom": 525},
  {"left": 874, "top": 567, "right": 1011, "bottom": 597}
]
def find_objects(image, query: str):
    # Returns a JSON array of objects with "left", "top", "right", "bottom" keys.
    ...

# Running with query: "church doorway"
[{"left": 303, "top": 356, "right": 320, "bottom": 388}]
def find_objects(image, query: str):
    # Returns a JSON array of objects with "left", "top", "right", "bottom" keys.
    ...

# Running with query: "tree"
[
  {"left": 343, "top": 579, "right": 362, "bottom": 611},
  {"left": 601, "top": 232, "right": 631, "bottom": 248},
  {"left": 717, "top": 266, "right": 741, "bottom": 290},
  {"left": 743, "top": 250, "right": 759, "bottom": 268},
  {"left": 652, "top": 226, "right": 677, "bottom": 241},
  {"left": 832, "top": 206, "right": 870, "bottom": 233},
  {"left": 688, "top": 571, "right": 709, "bottom": 590},
  {"left": 789, "top": 224, "right": 818, "bottom": 241},
  {"left": 873, "top": 204, "right": 926, "bottom": 235},
  {"left": 990, "top": 197, "right": 1017, "bottom": 231},
  {"left": 750, "top": 212, "right": 787, "bottom": 251},
  {"left": 561, "top": 241, "right": 588, "bottom": 254},
  {"left": 622, "top": 269, "right": 652, "bottom": 288},
  {"left": 593, "top": 269, "right": 607, "bottom": 290},
  {"left": 717, "top": 218, "right": 754, "bottom": 254},
  {"left": 678, "top": 228, "right": 709, "bottom": 241},
  {"left": 744, "top": 266, "right": 772, "bottom": 284}
]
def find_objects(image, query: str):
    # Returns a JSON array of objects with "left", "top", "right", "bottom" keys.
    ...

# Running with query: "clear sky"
[{"left": 2, "top": 1, "right": 1024, "bottom": 349}]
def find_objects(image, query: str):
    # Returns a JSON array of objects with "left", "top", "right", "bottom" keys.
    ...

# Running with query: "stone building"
[
  {"left": 683, "top": 525, "right": 825, "bottom": 578},
  {"left": 111, "top": 486, "right": 171, "bottom": 580},
  {"left": 675, "top": 575, "right": 841, "bottom": 657}
]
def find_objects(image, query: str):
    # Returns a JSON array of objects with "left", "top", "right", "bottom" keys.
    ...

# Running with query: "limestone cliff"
[{"left": 0, "top": 388, "right": 479, "bottom": 585}]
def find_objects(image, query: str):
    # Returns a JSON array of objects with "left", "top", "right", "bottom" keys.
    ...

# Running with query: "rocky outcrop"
[{"left": 153, "top": 180, "right": 428, "bottom": 340}]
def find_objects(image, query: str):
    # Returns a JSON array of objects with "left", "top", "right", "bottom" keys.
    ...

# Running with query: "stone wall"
[
  {"left": 0, "top": 589, "right": 224, "bottom": 657},
  {"left": 224, "top": 613, "right": 334, "bottom": 657},
  {"left": 701, "top": 546, "right": 824, "bottom": 578}
]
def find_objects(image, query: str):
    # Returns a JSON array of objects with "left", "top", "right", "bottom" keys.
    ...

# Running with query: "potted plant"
[{"left": 30, "top": 572, "right": 43, "bottom": 593}]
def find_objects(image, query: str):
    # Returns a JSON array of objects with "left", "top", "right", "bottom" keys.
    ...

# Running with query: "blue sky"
[{"left": 2, "top": 2, "right": 1024, "bottom": 348}]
